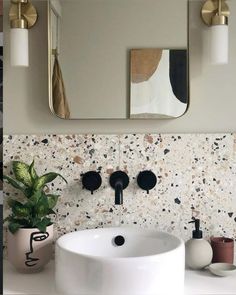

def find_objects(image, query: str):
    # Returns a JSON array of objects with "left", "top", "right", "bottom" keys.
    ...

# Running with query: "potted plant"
[{"left": 3, "top": 160, "right": 67, "bottom": 273}]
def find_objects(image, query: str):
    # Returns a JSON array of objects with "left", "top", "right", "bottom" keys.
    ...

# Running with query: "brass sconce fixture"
[
  {"left": 9, "top": 0, "right": 38, "bottom": 67},
  {"left": 201, "top": 0, "right": 230, "bottom": 64}
]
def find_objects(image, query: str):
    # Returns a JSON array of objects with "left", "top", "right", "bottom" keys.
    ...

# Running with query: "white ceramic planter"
[{"left": 7, "top": 224, "right": 53, "bottom": 273}]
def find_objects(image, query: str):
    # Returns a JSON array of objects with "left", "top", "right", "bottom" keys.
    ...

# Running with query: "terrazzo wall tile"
[{"left": 3, "top": 134, "right": 236, "bottom": 251}]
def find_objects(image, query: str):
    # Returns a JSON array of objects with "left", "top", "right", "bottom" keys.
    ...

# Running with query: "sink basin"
[{"left": 55, "top": 227, "right": 185, "bottom": 295}]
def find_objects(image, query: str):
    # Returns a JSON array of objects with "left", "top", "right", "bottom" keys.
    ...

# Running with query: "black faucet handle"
[
  {"left": 137, "top": 170, "right": 157, "bottom": 194},
  {"left": 81, "top": 171, "right": 102, "bottom": 194}
]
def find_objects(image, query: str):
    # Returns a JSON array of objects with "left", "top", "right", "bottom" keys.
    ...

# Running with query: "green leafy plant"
[{"left": 3, "top": 160, "right": 67, "bottom": 234}]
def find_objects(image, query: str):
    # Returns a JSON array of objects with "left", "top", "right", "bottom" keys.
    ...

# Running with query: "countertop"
[{"left": 3, "top": 259, "right": 236, "bottom": 295}]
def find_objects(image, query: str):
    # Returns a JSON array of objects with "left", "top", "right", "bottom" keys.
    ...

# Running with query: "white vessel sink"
[{"left": 55, "top": 227, "right": 185, "bottom": 295}]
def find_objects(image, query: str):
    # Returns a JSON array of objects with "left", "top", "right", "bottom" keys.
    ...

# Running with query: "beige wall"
[{"left": 4, "top": 0, "right": 236, "bottom": 134}]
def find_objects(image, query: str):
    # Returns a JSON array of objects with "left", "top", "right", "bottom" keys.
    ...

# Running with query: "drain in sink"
[{"left": 113, "top": 235, "right": 125, "bottom": 246}]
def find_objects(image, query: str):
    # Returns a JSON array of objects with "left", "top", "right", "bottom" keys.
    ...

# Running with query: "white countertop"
[{"left": 3, "top": 259, "right": 236, "bottom": 295}]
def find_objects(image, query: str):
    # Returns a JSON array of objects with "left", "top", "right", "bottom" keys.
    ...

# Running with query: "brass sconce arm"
[
  {"left": 9, "top": 0, "right": 38, "bottom": 29},
  {"left": 201, "top": 0, "right": 230, "bottom": 26}
]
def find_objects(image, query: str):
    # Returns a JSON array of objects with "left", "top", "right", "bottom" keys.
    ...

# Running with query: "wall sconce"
[
  {"left": 9, "top": 0, "right": 38, "bottom": 67},
  {"left": 201, "top": 0, "right": 230, "bottom": 65}
]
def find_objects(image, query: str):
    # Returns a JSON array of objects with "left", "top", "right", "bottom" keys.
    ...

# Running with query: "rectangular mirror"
[{"left": 48, "top": 0, "right": 188, "bottom": 120}]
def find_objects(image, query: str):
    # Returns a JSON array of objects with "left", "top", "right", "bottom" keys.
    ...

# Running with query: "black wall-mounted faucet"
[{"left": 109, "top": 171, "right": 129, "bottom": 205}]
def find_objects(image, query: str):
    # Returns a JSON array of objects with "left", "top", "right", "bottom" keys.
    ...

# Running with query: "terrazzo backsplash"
[{"left": 3, "top": 134, "right": 236, "bottom": 249}]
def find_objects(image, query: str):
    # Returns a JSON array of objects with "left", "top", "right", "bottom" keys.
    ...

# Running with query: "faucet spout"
[
  {"left": 109, "top": 171, "right": 129, "bottom": 206},
  {"left": 115, "top": 180, "right": 123, "bottom": 205}
]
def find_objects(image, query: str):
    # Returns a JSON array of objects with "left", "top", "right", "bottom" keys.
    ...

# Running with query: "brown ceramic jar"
[{"left": 210, "top": 237, "right": 234, "bottom": 264}]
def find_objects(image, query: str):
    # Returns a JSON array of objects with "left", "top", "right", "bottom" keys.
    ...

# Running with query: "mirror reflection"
[{"left": 48, "top": 0, "right": 189, "bottom": 120}]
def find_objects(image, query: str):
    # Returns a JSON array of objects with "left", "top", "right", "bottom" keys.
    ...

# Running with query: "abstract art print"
[{"left": 130, "top": 48, "right": 188, "bottom": 119}]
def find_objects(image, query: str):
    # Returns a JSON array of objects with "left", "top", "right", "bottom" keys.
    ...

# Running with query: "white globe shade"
[{"left": 10, "top": 28, "right": 29, "bottom": 67}]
